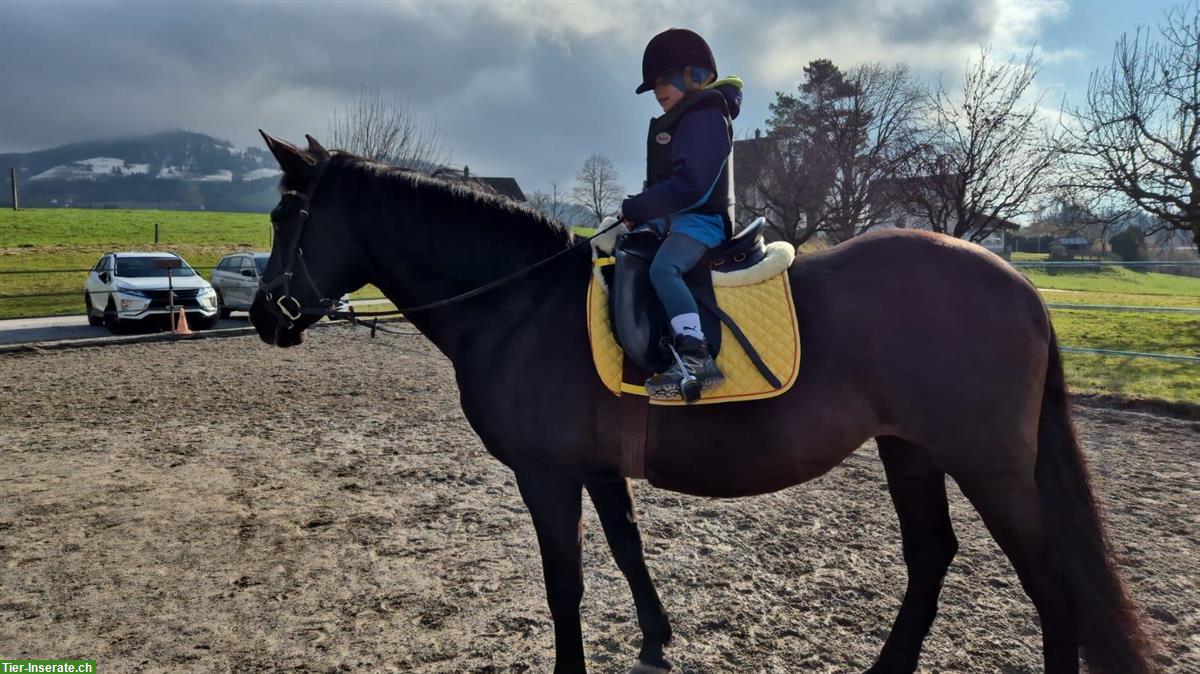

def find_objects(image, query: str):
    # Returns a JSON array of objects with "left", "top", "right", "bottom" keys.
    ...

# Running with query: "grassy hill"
[{"left": 3, "top": 209, "right": 1197, "bottom": 403}]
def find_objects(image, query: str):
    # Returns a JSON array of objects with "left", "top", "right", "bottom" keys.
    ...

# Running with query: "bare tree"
[
  {"left": 1063, "top": 4, "right": 1200, "bottom": 252},
  {"left": 528, "top": 180, "right": 572, "bottom": 223},
  {"left": 571, "top": 154, "right": 624, "bottom": 223},
  {"left": 738, "top": 60, "right": 855, "bottom": 246},
  {"left": 736, "top": 129, "right": 828, "bottom": 246},
  {"left": 736, "top": 60, "right": 923, "bottom": 246},
  {"left": 327, "top": 87, "right": 446, "bottom": 169},
  {"left": 824, "top": 63, "right": 925, "bottom": 243},
  {"left": 897, "top": 48, "right": 1059, "bottom": 242}
]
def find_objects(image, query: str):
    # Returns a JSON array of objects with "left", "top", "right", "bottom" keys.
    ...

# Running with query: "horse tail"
[{"left": 1036, "top": 327, "right": 1154, "bottom": 673}]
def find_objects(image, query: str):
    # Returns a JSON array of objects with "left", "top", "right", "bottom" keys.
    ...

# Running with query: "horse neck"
[{"left": 347, "top": 172, "right": 588, "bottom": 361}]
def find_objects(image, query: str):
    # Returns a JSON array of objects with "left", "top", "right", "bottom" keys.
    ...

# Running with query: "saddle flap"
[
  {"left": 610, "top": 231, "right": 722, "bottom": 373},
  {"left": 614, "top": 228, "right": 661, "bottom": 263}
]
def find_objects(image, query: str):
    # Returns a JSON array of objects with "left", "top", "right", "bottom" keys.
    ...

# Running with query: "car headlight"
[
  {"left": 115, "top": 285, "right": 149, "bottom": 298},
  {"left": 195, "top": 286, "right": 216, "bottom": 297}
]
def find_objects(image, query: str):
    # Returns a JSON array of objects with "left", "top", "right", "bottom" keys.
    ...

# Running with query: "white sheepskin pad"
[
  {"left": 589, "top": 216, "right": 627, "bottom": 256},
  {"left": 711, "top": 240, "right": 795, "bottom": 286}
]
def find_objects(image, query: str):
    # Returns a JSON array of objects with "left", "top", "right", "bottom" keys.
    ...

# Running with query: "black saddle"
[{"left": 607, "top": 219, "right": 778, "bottom": 384}]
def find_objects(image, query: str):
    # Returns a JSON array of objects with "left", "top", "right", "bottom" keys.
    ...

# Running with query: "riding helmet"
[{"left": 635, "top": 28, "right": 718, "bottom": 94}]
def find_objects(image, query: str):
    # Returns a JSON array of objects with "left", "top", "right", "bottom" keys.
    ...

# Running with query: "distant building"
[
  {"left": 1057, "top": 234, "right": 1090, "bottom": 252},
  {"left": 475, "top": 177, "right": 526, "bottom": 202},
  {"left": 438, "top": 165, "right": 527, "bottom": 202}
]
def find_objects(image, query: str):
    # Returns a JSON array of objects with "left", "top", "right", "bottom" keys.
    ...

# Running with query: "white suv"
[{"left": 84, "top": 252, "right": 220, "bottom": 333}]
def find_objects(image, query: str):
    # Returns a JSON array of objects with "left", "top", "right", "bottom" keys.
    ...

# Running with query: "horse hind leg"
[
  {"left": 955, "top": 468, "right": 1079, "bottom": 673},
  {"left": 585, "top": 478, "right": 673, "bottom": 674},
  {"left": 865, "top": 436, "right": 958, "bottom": 674}
]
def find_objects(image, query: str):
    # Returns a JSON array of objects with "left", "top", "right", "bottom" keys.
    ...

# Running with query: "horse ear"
[
  {"left": 305, "top": 134, "right": 331, "bottom": 160},
  {"left": 259, "top": 129, "right": 316, "bottom": 175}
]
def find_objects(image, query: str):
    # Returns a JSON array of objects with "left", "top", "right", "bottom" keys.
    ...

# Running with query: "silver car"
[
  {"left": 210, "top": 253, "right": 268, "bottom": 318},
  {"left": 210, "top": 252, "right": 350, "bottom": 318}
]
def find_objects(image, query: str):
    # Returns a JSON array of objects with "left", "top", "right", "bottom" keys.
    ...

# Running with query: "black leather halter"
[
  {"left": 258, "top": 160, "right": 623, "bottom": 331},
  {"left": 258, "top": 159, "right": 341, "bottom": 328}
]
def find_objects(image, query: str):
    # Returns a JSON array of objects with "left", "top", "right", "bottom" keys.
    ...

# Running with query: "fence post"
[
  {"left": 155, "top": 222, "right": 159, "bottom": 244},
  {"left": 9, "top": 168, "right": 17, "bottom": 211}
]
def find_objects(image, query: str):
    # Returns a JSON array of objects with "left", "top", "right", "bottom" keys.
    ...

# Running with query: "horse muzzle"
[{"left": 250, "top": 291, "right": 307, "bottom": 347}]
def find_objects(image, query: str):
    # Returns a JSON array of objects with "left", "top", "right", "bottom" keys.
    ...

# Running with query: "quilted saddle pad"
[{"left": 587, "top": 261, "right": 801, "bottom": 406}]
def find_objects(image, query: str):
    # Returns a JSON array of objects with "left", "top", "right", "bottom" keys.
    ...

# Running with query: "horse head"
[{"left": 250, "top": 131, "right": 363, "bottom": 347}]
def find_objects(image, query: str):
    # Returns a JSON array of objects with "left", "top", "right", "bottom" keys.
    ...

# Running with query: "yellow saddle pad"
[{"left": 587, "top": 260, "right": 801, "bottom": 406}]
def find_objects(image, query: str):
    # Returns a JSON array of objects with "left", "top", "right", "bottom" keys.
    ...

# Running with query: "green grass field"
[
  {"left": 1019, "top": 263, "right": 1200, "bottom": 296},
  {"left": 3, "top": 209, "right": 1198, "bottom": 404},
  {"left": 0, "top": 208, "right": 389, "bottom": 316}
]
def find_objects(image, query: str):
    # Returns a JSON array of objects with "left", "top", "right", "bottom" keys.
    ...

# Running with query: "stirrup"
[{"left": 664, "top": 340, "right": 702, "bottom": 403}]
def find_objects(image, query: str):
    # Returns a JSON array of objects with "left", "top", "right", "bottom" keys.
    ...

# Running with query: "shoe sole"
[{"left": 644, "top": 376, "right": 726, "bottom": 401}]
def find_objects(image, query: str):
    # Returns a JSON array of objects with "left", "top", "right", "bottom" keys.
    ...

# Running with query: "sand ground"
[{"left": 1, "top": 325, "right": 1196, "bottom": 673}]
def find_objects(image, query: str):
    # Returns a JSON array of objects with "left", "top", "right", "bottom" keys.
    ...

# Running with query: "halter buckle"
[{"left": 276, "top": 295, "right": 303, "bottom": 321}]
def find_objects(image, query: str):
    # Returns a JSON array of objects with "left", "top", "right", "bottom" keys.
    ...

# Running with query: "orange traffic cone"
[{"left": 172, "top": 307, "right": 193, "bottom": 335}]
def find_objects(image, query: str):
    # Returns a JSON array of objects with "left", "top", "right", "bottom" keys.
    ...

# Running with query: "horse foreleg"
[
  {"left": 866, "top": 437, "right": 958, "bottom": 674},
  {"left": 517, "top": 469, "right": 587, "bottom": 674},
  {"left": 586, "top": 478, "right": 673, "bottom": 674}
]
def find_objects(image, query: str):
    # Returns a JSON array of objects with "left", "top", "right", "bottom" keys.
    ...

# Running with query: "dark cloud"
[
  {"left": 880, "top": 1, "right": 999, "bottom": 45},
  {"left": 0, "top": 0, "right": 1052, "bottom": 195}
]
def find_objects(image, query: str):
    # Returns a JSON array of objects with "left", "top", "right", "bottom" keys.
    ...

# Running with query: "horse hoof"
[{"left": 629, "top": 660, "right": 671, "bottom": 674}]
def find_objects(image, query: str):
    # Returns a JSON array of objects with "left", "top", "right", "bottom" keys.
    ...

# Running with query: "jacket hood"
[{"left": 706, "top": 75, "right": 743, "bottom": 120}]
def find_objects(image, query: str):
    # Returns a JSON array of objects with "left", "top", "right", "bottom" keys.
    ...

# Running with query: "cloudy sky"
[{"left": 0, "top": 0, "right": 1178, "bottom": 197}]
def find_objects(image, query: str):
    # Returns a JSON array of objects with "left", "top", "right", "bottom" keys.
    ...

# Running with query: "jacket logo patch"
[{"left": 655, "top": 132, "right": 672, "bottom": 145}]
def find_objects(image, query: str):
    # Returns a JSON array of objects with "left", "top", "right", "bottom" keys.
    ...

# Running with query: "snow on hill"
[
  {"left": 241, "top": 168, "right": 282, "bottom": 182},
  {"left": 0, "top": 131, "right": 287, "bottom": 211},
  {"left": 196, "top": 170, "right": 233, "bottom": 182},
  {"left": 31, "top": 157, "right": 151, "bottom": 181}
]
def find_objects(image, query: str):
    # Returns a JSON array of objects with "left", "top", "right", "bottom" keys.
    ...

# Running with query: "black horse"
[{"left": 249, "top": 132, "right": 1150, "bottom": 674}]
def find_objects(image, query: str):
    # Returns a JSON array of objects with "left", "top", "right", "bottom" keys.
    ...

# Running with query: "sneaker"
[{"left": 645, "top": 335, "right": 725, "bottom": 400}]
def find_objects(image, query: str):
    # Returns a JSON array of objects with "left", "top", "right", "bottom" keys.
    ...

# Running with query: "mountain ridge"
[{"left": 0, "top": 130, "right": 282, "bottom": 212}]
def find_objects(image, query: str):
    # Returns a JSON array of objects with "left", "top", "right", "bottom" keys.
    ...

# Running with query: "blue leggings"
[{"left": 648, "top": 232, "right": 709, "bottom": 319}]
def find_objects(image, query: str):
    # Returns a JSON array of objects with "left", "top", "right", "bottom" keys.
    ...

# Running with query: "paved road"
[
  {"left": 0, "top": 313, "right": 255, "bottom": 345},
  {"left": 0, "top": 300, "right": 393, "bottom": 346}
]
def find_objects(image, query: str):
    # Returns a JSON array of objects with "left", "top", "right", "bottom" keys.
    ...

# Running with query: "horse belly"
[{"left": 643, "top": 428, "right": 850, "bottom": 498}]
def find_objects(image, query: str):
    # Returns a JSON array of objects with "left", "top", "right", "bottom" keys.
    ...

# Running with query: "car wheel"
[
  {"left": 85, "top": 294, "right": 103, "bottom": 327},
  {"left": 102, "top": 298, "right": 124, "bottom": 334},
  {"left": 216, "top": 291, "right": 231, "bottom": 319}
]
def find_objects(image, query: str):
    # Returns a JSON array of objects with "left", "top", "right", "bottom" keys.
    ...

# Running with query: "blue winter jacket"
[{"left": 621, "top": 77, "right": 743, "bottom": 248}]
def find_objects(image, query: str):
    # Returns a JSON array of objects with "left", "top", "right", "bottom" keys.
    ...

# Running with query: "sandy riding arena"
[{"left": 1, "top": 325, "right": 1196, "bottom": 673}]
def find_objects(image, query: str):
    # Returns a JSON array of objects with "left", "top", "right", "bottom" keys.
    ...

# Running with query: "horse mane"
[{"left": 326, "top": 152, "right": 576, "bottom": 253}]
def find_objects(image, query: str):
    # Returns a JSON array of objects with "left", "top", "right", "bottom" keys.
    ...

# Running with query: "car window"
[
  {"left": 93, "top": 256, "right": 106, "bottom": 272},
  {"left": 254, "top": 255, "right": 269, "bottom": 274},
  {"left": 115, "top": 257, "right": 197, "bottom": 278},
  {"left": 217, "top": 257, "right": 233, "bottom": 271}
]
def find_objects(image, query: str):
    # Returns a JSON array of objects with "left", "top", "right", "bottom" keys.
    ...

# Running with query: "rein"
[{"left": 259, "top": 160, "right": 623, "bottom": 332}]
